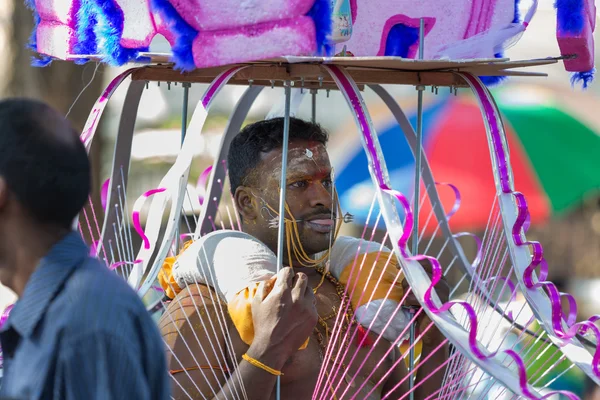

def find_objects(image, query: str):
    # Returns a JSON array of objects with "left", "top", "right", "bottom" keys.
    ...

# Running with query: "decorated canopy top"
[{"left": 25, "top": 0, "right": 596, "bottom": 81}]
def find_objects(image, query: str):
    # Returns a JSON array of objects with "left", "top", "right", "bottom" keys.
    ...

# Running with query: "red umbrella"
[{"left": 334, "top": 86, "right": 600, "bottom": 235}]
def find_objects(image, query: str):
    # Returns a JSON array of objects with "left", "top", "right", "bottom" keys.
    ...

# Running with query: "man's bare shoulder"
[
  {"left": 159, "top": 285, "right": 234, "bottom": 398},
  {"left": 158, "top": 284, "right": 227, "bottom": 339}
]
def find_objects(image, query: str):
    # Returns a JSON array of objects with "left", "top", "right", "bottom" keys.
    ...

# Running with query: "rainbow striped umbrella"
[{"left": 335, "top": 85, "right": 600, "bottom": 234}]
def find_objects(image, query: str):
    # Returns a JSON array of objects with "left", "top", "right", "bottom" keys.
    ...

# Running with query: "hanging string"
[{"left": 66, "top": 62, "right": 101, "bottom": 119}]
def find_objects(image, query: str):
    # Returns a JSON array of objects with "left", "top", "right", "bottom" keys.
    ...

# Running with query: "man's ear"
[
  {"left": 234, "top": 186, "right": 259, "bottom": 221},
  {"left": 0, "top": 177, "right": 7, "bottom": 212}
]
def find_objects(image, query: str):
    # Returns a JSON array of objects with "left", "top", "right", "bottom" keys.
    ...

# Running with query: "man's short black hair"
[
  {"left": 227, "top": 117, "right": 329, "bottom": 195},
  {"left": 0, "top": 98, "right": 90, "bottom": 229}
]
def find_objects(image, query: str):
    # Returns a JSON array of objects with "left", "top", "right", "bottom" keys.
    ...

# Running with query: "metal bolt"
[
  {"left": 270, "top": 80, "right": 275, "bottom": 89},
  {"left": 343, "top": 213, "right": 354, "bottom": 223},
  {"left": 248, "top": 79, "right": 254, "bottom": 87}
]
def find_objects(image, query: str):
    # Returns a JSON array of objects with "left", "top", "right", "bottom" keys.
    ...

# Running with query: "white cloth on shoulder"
[
  {"left": 173, "top": 229, "right": 410, "bottom": 342},
  {"left": 173, "top": 230, "right": 278, "bottom": 302},
  {"left": 325, "top": 235, "right": 411, "bottom": 342}
]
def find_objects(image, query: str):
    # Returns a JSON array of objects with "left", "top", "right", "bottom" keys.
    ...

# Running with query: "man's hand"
[
  {"left": 250, "top": 267, "right": 319, "bottom": 364},
  {"left": 401, "top": 259, "right": 450, "bottom": 346}
]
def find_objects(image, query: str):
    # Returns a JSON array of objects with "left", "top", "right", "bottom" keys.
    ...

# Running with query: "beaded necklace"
[{"left": 312, "top": 265, "right": 356, "bottom": 368}]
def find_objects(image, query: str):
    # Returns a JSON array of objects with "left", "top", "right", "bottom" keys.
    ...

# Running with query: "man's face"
[{"left": 245, "top": 139, "right": 336, "bottom": 257}]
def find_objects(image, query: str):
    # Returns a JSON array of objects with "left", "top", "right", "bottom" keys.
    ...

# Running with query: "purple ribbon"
[
  {"left": 80, "top": 69, "right": 137, "bottom": 147},
  {"left": 383, "top": 185, "right": 486, "bottom": 359},
  {"left": 89, "top": 240, "right": 100, "bottom": 257},
  {"left": 179, "top": 233, "right": 194, "bottom": 243},
  {"left": 462, "top": 73, "right": 600, "bottom": 378},
  {"left": 0, "top": 304, "right": 13, "bottom": 367},
  {"left": 152, "top": 285, "right": 165, "bottom": 293},
  {"left": 132, "top": 188, "right": 167, "bottom": 249},
  {"left": 435, "top": 181, "right": 462, "bottom": 220},
  {"left": 0, "top": 304, "right": 13, "bottom": 329},
  {"left": 100, "top": 178, "right": 110, "bottom": 212},
  {"left": 326, "top": 64, "right": 584, "bottom": 398},
  {"left": 196, "top": 165, "right": 213, "bottom": 205},
  {"left": 109, "top": 259, "right": 143, "bottom": 271}
]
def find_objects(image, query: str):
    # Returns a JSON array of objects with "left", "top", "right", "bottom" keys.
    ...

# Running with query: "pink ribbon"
[
  {"left": 100, "top": 178, "right": 110, "bottom": 212},
  {"left": 152, "top": 285, "right": 165, "bottom": 293},
  {"left": 0, "top": 304, "right": 14, "bottom": 329},
  {"left": 132, "top": 188, "right": 167, "bottom": 249},
  {"left": 196, "top": 165, "right": 213, "bottom": 205},
  {"left": 109, "top": 259, "right": 143, "bottom": 271},
  {"left": 80, "top": 69, "right": 138, "bottom": 148},
  {"left": 89, "top": 240, "right": 100, "bottom": 257},
  {"left": 435, "top": 181, "right": 462, "bottom": 220}
]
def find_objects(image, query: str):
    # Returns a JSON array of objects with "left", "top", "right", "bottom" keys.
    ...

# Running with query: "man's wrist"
[{"left": 246, "top": 340, "right": 288, "bottom": 372}]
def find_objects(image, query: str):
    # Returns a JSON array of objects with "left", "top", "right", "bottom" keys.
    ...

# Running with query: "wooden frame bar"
[{"left": 129, "top": 56, "right": 554, "bottom": 87}]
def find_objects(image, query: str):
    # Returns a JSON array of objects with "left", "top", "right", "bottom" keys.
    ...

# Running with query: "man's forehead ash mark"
[
  {"left": 303, "top": 148, "right": 323, "bottom": 171},
  {"left": 281, "top": 148, "right": 329, "bottom": 173},
  {"left": 263, "top": 143, "right": 328, "bottom": 164},
  {"left": 258, "top": 141, "right": 330, "bottom": 187}
]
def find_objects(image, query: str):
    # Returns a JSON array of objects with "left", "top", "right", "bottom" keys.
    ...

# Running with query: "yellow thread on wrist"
[{"left": 242, "top": 353, "right": 284, "bottom": 376}]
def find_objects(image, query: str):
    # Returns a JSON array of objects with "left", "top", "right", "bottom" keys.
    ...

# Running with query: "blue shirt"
[{"left": 0, "top": 232, "right": 170, "bottom": 399}]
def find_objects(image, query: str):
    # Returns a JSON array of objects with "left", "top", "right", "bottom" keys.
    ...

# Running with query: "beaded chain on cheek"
[
  {"left": 259, "top": 196, "right": 343, "bottom": 294},
  {"left": 257, "top": 181, "right": 355, "bottom": 368}
]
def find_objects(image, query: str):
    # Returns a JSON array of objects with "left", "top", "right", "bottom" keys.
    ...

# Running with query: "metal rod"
[
  {"left": 412, "top": 18, "right": 425, "bottom": 254},
  {"left": 409, "top": 18, "right": 426, "bottom": 400},
  {"left": 176, "top": 83, "right": 190, "bottom": 252},
  {"left": 311, "top": 89, "right": 317, "bottom": 123},
  {"left": 408, "top": 307, "right": 417, "bottom": 397},
  {"left": 181, "top": 83, "right": 190, "bottom": 145},
  {"left": 275, "top": 81, "right": 292, "bottom": 400}
]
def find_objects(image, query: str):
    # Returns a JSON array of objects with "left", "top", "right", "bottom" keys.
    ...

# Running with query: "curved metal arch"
[
  {"left": 368, "top": 84, "right": 474, "bottom": 276},
  {"left": 132, "top": 66, "right": 248, "bottom": 297},
  {"left": 323, "top": 64, "right": 548, "bottom": 398},
  {"left": 195, "top": 85, "right": 264, "bottom": 237},
  {"left": 80, "top": 68, "right": 140, "bottom": 152},
  {"left": 369, "top": 84, "right": 554, "bottom": 346},
  {"left": 459, "top": 72, "right": 600, "bottom": 386},
  {"left": 74, "top": 68, "right": 142, "bottom": 265},
  {"left": 99, "top": 80, "right": 145, "bottom": 265}
]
